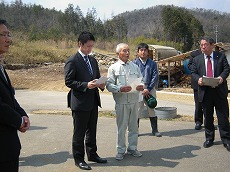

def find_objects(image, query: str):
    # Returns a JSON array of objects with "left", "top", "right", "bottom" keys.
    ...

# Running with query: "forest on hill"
[
  {"left": 121, "top": 5, "right": 230, "bottom": 46},
  {"left": 1, "top": 1, "right": 230, "bottom": 53}
]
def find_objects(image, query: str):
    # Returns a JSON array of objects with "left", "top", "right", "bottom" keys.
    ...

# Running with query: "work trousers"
[
  {"left": 115, "top": 102, "right": 139, "bottom": 153},
  {"left": 138, "top": 88, "right": 156, "bottom": 118}
]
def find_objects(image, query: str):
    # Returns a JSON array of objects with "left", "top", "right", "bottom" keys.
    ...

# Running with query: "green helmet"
[{"left": 144, "top": 94, "right": 157, "bottom": 109}]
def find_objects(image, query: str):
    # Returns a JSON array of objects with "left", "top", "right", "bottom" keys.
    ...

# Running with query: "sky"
[{"left": 4, "top": 0, "right": 230, "bottom": 20}]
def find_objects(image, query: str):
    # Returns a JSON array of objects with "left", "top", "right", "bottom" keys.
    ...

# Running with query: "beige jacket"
[{"left": 106, "top": 59, "right": 143, "bottom": 104}]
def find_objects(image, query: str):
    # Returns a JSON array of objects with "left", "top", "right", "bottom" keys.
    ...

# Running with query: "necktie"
[
  {"left": 207, "top": 56, "right": 213, "bottom": 77},
  {"left": 0, "top": 64, "right": 8, "bottom": 82},
  {"left": 84, "top": 56, "right": 93, "bottom": 75}
]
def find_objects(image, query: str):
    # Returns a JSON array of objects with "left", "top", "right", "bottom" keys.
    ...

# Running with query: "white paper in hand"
[
  {"left": 127, "top": 77, "right": 142, "bottom": 92},
  {"left": 202, "top": 75, "right": 220, "bottom": 88},
  {"left": 95, "top": 76, "right": 108, "bottom": 84}
]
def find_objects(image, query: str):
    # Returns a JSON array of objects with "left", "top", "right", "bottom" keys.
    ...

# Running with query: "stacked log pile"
[{"left": 93, "top": 52, "right": 192, "bottom": 88}]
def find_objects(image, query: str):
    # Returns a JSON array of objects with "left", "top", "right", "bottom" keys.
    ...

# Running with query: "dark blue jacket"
[{"left": 133, "top": 57, "right": 158, "bottom": 91}]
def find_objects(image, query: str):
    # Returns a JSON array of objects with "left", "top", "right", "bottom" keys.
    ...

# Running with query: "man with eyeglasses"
[
  {"left": 0, "top": 19, "right": 30, "bottom": 172},
  {"left": 191, "top": 37, "right": 230, "bottom": 152},
  {"left": 0, "top": 32, "right": 11, "bottom": 38}
]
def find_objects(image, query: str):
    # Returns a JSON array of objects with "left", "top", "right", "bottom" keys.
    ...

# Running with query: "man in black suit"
[
  {"left": 64, "top": 31, "right": 107, "bottom": 170},
  {"left": 188, "top": 49, "right": 204, "bottom": 130},
  {"left": 191, "top": 37, "right": 230, "bottom": 152},
  {"left": 0, "top": 19, "right": 30, "bottom": 172}
]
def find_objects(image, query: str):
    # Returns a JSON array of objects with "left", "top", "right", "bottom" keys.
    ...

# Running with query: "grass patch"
[
  {"left": 32, "top": 110, "right": 72, "bottom": 115},
  {"left": 5, "top": 40, "right": 76, "bottom": 64},
  {"left": 98, "top": 111, "right": 116, "bottom": 118},
  {"left": 32, "top": 110, "right": 115, "bottom": 118},
  {"left": 164, "top": 114, "right": 194, "bottom": 122},
  {"left": 162, "top": 114, "right": 218, "bottom": 124},
  {"left": 4, "top": 39, "right": 115, "bottom": 65},
  {"left": 30, "top": 110, "right": 221, "bottom": 124}
]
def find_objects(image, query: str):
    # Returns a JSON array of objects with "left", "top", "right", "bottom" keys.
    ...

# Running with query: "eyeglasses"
[
  {"left": 0, "top": 33, "right": 12, "bottom": 38},
  {"left": 200, "top": 43, "right": 211, "bottom": 48}
]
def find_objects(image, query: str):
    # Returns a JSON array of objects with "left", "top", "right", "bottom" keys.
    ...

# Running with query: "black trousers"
[
  {"left": 202, "top": 87, "right": 230, "bottom": 144},
  {"left": 72, "top": 105, "right": 98, "bottom": 162},
  {"left": 193, "top": 89, "right": 203, "bottom": 124},
  {"left": 0, "top": 158, "right": 19, "bottom": 172}
]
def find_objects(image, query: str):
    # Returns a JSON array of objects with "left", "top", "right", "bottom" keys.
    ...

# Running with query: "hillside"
[
  {"left": 121, "top": 5, "right": 230, "bottom": 43},
  {"left": 2, "top": 2, "right": 230, "bottom": 44}
]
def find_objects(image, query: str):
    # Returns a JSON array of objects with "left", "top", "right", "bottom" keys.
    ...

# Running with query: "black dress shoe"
[
  {"left": 195, "top": 123, "right": 202, "bottom": 130},
  {"left": 75, "top": 160, "right": 92, "bottom": 170},
  {"left": 223, "top": 143, "right": 230, "bottom": 152},
  {"left": 88, "top": 156, "right": 107, "bottom": 163},
  {"left": 203, "top": 140, "right": 213, "bottom": 148}
]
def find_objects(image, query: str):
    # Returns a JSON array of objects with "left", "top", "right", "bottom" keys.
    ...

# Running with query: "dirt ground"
[
  {"left": 7, "top": 63, "right": 69, "bottom": 92},
  {"left": 7, "top": 63, "right": 194, "bottom": 94}
]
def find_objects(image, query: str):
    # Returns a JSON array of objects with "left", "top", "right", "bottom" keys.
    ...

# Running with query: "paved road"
[
  {"left": 15, "top": 90, "right": 195, "bottom": 116},
  {"left": 15, "top": 90, "right": 230, "bottom": 172},
  {"left": 18, "top": 114, "right": 230, "bottom": 172}
]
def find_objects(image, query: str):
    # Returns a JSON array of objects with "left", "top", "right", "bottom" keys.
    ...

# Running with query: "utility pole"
[{"left": 214, "top": 25, "right": 218, "bottom": 43}]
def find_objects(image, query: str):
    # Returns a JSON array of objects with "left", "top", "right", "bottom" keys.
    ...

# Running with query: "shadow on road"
[
  {"left": 29, "top": 125, "right": 48, "bottom": 131},
  {"left": 19, "top": 145, "right": 200, "bottom": 168},
  {"left": 19, "top": 151, "right": 72, "bottom": 167},
  {"left": 90, "top": 145, "right": 200, "bottom": 168}
]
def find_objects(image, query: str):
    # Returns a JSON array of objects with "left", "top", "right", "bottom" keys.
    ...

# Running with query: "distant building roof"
[
  {"left": 148, "top": 44, "right": 177, "bottom": 50},
  {"left": 148, "top": 44, "right": 179, "bottom": 61}
]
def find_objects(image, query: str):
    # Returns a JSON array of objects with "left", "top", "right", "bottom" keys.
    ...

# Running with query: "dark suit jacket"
[
  {"left": 64, "top": 52, "right": 102, "bottom": 111},
  {"left": 0, "top": 66, "right": 27, "bottom": 162},
  {"left": 188, "top": 49, "right": 202, "bottom": 90},
  {"left": 191, "top": 51, "right": 229, "bottom": 102}
]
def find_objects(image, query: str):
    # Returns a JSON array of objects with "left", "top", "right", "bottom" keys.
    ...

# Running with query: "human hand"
[
  {"left": 198, "top": 77, "right": 203, "bottom": 86},
  {"left": 97, "top": 82, "right": 106, "bottom": 89},
  {"left": 217, "top": 76, "right": 223, "bottom": 84},
  {"left": 120, "top": 86, "right": 132, "bottom": 92},
  {"left": 87, "top": 79, "right": 97, "bottom": 89},
  {"left": 142, "top": 89, "right": 150, "bottom": 96},
  {"left": 136, "top": 85, "right": 144, "bottom": 91},
  {"left": 19, "top": 116, "right": 30, "bottom": 133}
]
